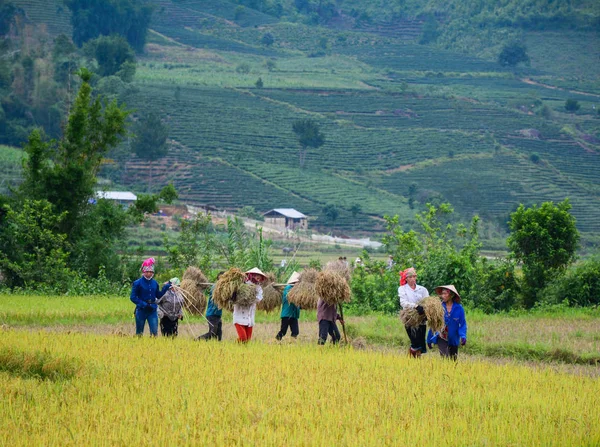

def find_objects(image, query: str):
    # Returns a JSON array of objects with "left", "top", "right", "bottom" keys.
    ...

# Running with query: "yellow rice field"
[{"left": 1, "top": 330, "right": 599, "bottom": 446}]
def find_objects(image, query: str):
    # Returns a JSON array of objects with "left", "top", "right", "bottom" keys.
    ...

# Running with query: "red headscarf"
[{"left": 399, "top": 267, "right": 416, "bottom": 286}]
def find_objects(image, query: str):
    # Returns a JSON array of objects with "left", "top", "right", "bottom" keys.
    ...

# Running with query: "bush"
[
  {"left": 470, "top": 258, "right": 520, "bottom": 312},
  {"left": 564, "top": 99, "right": 580, "bottom": 113},
  {"left": 542, "top": 258, "right": 600, "bottom": 307}
]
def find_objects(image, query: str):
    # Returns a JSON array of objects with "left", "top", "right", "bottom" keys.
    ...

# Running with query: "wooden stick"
[{"left": 337, "top": 303, "right": 348, "bottom": 344}]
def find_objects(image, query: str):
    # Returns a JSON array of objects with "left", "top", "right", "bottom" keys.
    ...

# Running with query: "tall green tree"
[
  {"left": 292, "top": 118, "right": 325, "bottom": 168},
  {"left": 131, "top": 112, "right": 169, "bottom": 191},
  {"left": 498, "top": 42, "right": 530, "bottom": 67},
  {"left": 19, "top": 68, "right": 129, "bottom": 238},
  {"left": 84, "top": 34, "right": 136, "bottom": 78},
  {"left": 507, "top": 199, "right": 579, "bottom": 307}
]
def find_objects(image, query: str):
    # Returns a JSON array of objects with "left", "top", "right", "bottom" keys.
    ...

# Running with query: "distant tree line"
[{"left": 64, "top": 0, "right": 153, "bottom": 53}]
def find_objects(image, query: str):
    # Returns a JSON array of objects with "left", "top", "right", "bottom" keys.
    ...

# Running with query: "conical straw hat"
[
  {"left": 434, "top": 285, "right": 461, "bottom": 303},
  {"left": 287, "top": 271, "right": 301, "bottom": 284},
  {"left": 244, "top": 267, "right": 267, "bottom": 278}
]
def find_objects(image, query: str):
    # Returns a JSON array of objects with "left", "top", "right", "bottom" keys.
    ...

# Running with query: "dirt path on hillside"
[{"left": 521, "top": 78, "right": 600, "bottom": 98}]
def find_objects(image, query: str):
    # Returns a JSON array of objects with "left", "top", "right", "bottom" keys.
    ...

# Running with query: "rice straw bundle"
[
  {"left": 235, "top": 283, "right": 258, "bottom": 307},
  {"left": 287, "top": 268, "right": 319, "bottom": 309},
  {"left": 213, "top": 268, "right": 245, "bottom": 310},
  {"left": 421, "top": 296, "right": 445, "bottom": 333},
  {"left": 315, "top": 270, "right": 351, "bottom": 306},
  {"left": 182, "top": 266, "right": 210, "bottom": 291},
  {"left": 258, "top": 272, "right": 282, "bottom": 312},
  {"left": 399, "top": 296, "right": 445, "bottom": 333},
  {"left": 325, "top": 260, "right": 352, "bottom": 283},
  {"left": 179, "top": 278, "right": 206, "bottom": 315},
  {"left": 399, "top": 308, "right": 423, "bottom": 328}
]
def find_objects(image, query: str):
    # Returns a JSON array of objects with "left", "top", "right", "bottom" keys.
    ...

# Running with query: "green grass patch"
[{"left": 0, "top": 346, "right": 81, "bottom": 381}]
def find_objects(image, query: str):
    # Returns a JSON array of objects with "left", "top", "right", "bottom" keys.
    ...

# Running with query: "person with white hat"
[
  {"left": 276, "top": 271, "right": 301, "bottom": 341},
  {"left": 233, "top": 267, "right": 266, "bottom": 343},
  {"left": 427, "top": 285, "right": 467, "bottom": 360},
  {"left": 156, "top": 277, "right": 184, "bottom": 337}
]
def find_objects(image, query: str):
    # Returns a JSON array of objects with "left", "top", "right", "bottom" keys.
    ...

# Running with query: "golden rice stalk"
[
  {"left": 315, "top": 270, "right": 351, "bottom": 306},
  {"left": 258, "top": 283, "right": 283, "bottom": 312},
  {"left": 235, "top": 283, "right": 258, "bottom": 307},
  {"left": 399, "top": 296, "right": 445, "bottom": 332},
  {"left": 421, "top": 296, "right": 445, "bottom": 333},
  {"left": 182, "top": 266, "right": 209, "bottom": 291},
  {"left": 213, "top": 268, "right": 245, "bottom": 310},
  {"left": 325, "top": 260, "right": 351, "bottom": 283},
  {"left": 179, "top": 279, "right": 206, "bottom": 315},
  {"left": 287, "top": 268, "right": 320, "bottom": 309}
]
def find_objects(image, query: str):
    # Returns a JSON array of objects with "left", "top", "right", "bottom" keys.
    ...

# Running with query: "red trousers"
[{"left": 235, "top": 323, "right": 253, "bottom": 342}]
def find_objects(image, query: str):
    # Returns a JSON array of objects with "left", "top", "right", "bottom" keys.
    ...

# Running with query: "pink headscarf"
[{"left": 141, "top": 257, "right": 155, "bottom": 273}]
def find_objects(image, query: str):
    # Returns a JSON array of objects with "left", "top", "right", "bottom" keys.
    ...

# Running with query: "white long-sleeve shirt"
[
  {"left": 232, "top": 285, "right": 263, "bottom": 327},
  {"left": 398, "top": 284, "right": 429, "bottom": 309}
]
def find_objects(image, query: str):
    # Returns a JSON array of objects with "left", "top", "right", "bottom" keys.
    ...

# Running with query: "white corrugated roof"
[
  {"left": 264, "top": 208, "right": 307, "bottom": 218},
  {"left": 96, "top": 191, "right": 137, "bottom": 201}
]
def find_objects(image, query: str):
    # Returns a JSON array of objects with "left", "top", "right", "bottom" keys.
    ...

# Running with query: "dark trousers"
[
  {"left": 198, "top": 316, "right": 222, "bottom": 341},
  {"left": 276, "top": 317, "right": 299, "bottom": 340},
  {"left": 318, "top": 320, "right": 340, "bottom": 345},
  {"left": 405, "top": 323, "right": 427, "bottom": 353},
  {"left": 437, "top": 338, "right": 459, "bottom": 360},
  {"left": 160, "top": 317, "right": 179, "bottom": 337}
]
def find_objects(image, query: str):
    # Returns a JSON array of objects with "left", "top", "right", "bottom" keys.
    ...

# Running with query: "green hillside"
[{"left": 6, "top": 0, "right": 600, "bottom": 246}]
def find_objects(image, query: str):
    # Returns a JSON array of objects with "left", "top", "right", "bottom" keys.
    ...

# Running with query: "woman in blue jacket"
[
  {"left": 427, "top": 285, "right": 467, "bottom": 360},
  {"left": 130, "top": 258, "right": 171, "bottom": 336}
]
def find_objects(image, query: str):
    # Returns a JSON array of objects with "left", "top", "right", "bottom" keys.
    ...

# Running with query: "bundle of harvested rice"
[
  {"left": 399, "top": 296, "right": 445, "bottom": 332},
  {"left": 182, "top": 266, "right": 210, "bottom": 291},
  {"left": 235, "top": 283, "right": 258, "bottom": 307},
  {"left": 258, "top": 273, "right": 282, "bottom": 312},
  {"left": 287, "top": 268, "right": 319, "bottom": 309},
  {"left": 420, "top": 296, "right": 444, "bottom": 333},
  {"left": 213, "top": 268, "right": 245, "bottom": 310},
  {"left": 399, "top": 308, "right": 423, "bottom": 328},
  {"left": 315, "top": 270, "right": 351, "bottom": 306},
  {"left": 325, "top": 260, "right": 351, "bottom": 283},
  {"left": 179, "top": 278, "right": 207, "bottom": 315}
]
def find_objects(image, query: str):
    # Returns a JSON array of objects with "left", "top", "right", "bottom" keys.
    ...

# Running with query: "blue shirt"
[
  {"left": 130, "top": 277, "right": 170, "bottom": 311},
  {"left": 205, "top": 285, "right": 222, "bottom": 318},
  {"left": 427, "top": 302, "right": 467, "bottom": 347},
  {"left": 280, "top": 285, "right": 300, "bottom": 319}
]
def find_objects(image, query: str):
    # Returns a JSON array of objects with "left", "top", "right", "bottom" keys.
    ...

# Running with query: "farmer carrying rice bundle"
[
  {"left": 156, "top": 277, "right": 184, "bottom": 337},
  {"left": 427, "top": 285, "right": 467, "bottom": 360},
  {"left": 398, "top": 267, "right": 429, "bottom": 357},
  {"left": 130, "top": 258, "right": 171, "bottom": 337},
  {"left": 232, "top": 267, "right": 266, "bottom": 343},
  {"left": 276, "top": 271, "right": 301, "bottom": 341},
  {"left": 197, "top": 272, "right": 224, "bottom": 341}
]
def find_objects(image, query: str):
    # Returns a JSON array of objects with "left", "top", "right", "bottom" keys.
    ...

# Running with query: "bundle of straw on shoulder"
[
  {"left": 235, "top": 283, "right": 258, "bottom": 307},
  {"left": 399, "top": 296, "right": 444, "bottom": 333},
  {"left": 258, "top": 272, "right": 282, "bottom": 313},
  {"left": 287, "top": 268, "right": 319, "bottom": 310},
  {"left": 212, "top": 268, "right": 245, "bottom": 311},
  {"left": 179, "top": 267, "right": 210, "bottom": 315},
  {"left": 315, "top": 270, "right": 351, "bottom": 306},
  {"left": 325, "top": 260, "right": 352, "bottom": 283}
]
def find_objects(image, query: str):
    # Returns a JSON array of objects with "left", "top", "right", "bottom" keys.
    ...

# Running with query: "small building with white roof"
[
  {"left": 263, "top": 208, "right": 308, "bottom": 230},
  {"left": 95, "top": 191, "right": 138, "bottom": 207}
]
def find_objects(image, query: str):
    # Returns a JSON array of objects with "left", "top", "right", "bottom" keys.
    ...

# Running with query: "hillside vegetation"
[{"left": 3, "top": 0, "right": 600, "bottom": 245}]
